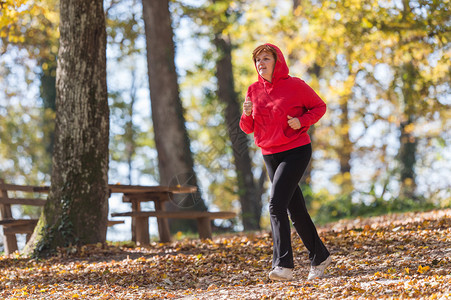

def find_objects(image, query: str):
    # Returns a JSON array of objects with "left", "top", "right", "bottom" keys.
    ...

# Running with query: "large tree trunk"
[
  {"left": 214, "top": 34, "right": 262, "bottom": 231},
  {"left": 25, "top": 0, "right": 109, "bottom": 257},
  {"left": 142, "top": 0, "right": 207, "bottom": 233}
]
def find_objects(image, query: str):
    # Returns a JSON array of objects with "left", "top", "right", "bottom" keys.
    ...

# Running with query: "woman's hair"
[{"left": 252, "top": 44, "right": 278, "bottom": 63}]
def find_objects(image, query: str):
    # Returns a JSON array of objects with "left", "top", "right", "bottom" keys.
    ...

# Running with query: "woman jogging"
[{"left": 240, "top": 43, "right": 332, "bottom": 281}]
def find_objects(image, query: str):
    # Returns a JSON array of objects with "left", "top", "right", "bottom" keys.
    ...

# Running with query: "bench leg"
[
  {"left": 135, "top": 216, "right": 150, "bottom": 246},
  {"left": 156, "top": 218, "right": 171, "bottom": 243},
  {"left": 197, "top": 217, "right": 212, "bottom": 239},
  {"left": 131, "top": 201, "right": 139, "bottom": 243},
  {"left": 3, "top": 233, "right": 18, "bottom": 255},
  {"left": 0, "top": 185, "right": 19, "bottom": 254},
  {"left": 155, "top": 202, "right": 171, "bottom": 243}
]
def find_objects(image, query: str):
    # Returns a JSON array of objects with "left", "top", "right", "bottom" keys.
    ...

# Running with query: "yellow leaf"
[{"left": 417, "top": 265, "right": 430, "bottom": 274}]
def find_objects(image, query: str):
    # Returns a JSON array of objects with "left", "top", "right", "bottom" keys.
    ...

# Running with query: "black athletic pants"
[{"left": 263, "top": 143, "right": 330, "bottom": 268}]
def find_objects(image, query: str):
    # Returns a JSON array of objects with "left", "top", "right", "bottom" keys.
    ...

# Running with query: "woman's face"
[{"left": 255, "top": 51, "right": 275, "bottom": 82}]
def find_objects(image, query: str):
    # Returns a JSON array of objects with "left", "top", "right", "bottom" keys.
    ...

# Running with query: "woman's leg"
[
  {"left": 263, "top": 154, "right": 292, "bottom": 268},
  {"left": 263, "top": 144, "right": 313, "bottom": 268},
  {"left": 288, "top": 186, "right": 330, "bottom": 266}
]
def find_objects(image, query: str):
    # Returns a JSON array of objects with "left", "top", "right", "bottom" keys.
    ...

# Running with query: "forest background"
[{"left": 0, "top": 0, "right": 450, "bottom": 251}]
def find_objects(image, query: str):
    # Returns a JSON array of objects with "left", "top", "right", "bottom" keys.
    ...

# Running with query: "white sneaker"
[
  {"left": 269, "top": 266, "right": 294, "bottom": 281},
  {"left": 307, "top": 256, "right": 332, "bottom": 280}
]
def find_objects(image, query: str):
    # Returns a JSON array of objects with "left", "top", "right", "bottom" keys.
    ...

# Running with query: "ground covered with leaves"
[{"left": 1, "top": 209, "right": 450, "bottom": 299}]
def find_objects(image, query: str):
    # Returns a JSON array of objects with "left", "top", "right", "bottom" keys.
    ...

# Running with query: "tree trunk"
[
  {"left": 301, "top": 126, "right": 315, "bottom": 187},
  {"left": 398, "top": 62, "right": 418, "bottom": 200},
  {"left": 126, "top": 69, "right": 138, "bottom": 184},
  {"left": 399, "top": 118, "right": 417, "bottom": 200},
  {"left": 396, "top": 0, "right": 418, "bottom": 201},
  {"left": 39, "top": 56, "right": 57, "bottom": 177},
  {"left": 338, "top": 100, "right": 353, "bottom": 196},
  {"left": 25, "top": 0, "right": 109, "bottom": 257},
  {"left": 142, "top": 0, "right": 207, "bottom": 233},
  {"left": 214, "top": 34, "right": 262, "bottom": 231},
  {"left": 291, "top": 0, "right": 317, "bottom": 190}
]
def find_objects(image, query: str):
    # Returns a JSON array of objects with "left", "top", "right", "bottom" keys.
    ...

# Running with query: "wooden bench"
[
  {"left": 0, "top": 179, "right": 49, "bottom": 254},
  {"left": 111, "top": 210, "right": 236, "bottom": 242},
  {"left": 0, "top": 179, "right": 123, "bottom": 255}
]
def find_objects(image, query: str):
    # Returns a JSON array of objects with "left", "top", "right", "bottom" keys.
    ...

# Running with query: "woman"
[{"left": 240, "top": 43, "right": 331, "bottom": 281}]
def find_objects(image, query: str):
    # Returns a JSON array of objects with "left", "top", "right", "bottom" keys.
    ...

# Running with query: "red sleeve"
[
  {"left": 239, "top": 89, "right": 254, "bottom": 134},
  {"left": 297, "top": 83, "right": 327, "bottom": 127},
  {"left": 239, "top": 113, "right": 254, "bottom": 134}
]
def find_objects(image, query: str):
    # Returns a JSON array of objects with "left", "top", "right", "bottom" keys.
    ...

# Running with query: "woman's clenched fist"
[{"left": 243, "top": 97, "right": 253, "bottom": 116}]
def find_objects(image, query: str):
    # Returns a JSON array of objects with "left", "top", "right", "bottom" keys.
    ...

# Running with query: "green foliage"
[
  {"left": 0, "top": 103, "right": 51, "bottom": 183},
  {"left": 176, "top": 0, "right": 450, "bottom": 226},
  {"left": 106, "top": 0, "right": 159, "bottom": 185},
  {"left": 0, "top": 0, "right": 58, "bottom": 185},
  {"left": 181, "top": 74, "right": 239, "bottom": 209},
  {"left": 308, "top": 189, "right": 440, "bottom": 226}
]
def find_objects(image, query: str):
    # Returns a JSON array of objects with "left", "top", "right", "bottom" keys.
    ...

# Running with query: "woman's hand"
[
  {"left": 287, "top": 115, "right": 301, "bottom": 130},
  {"left": 243, "top": 97, "right": 253, "bottom": 116}
]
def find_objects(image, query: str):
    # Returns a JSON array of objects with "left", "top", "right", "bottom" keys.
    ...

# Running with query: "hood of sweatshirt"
[
  {"left": 255, "top": 43, "right": 290, "bottom": 88},
  {"left": 242, "top": 43, "right": 327, "bottom": 154}
]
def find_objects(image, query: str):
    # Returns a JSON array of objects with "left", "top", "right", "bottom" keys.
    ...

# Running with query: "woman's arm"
[
  {"left": 297, "top": 82, "right": 327, "bottom": 127},
  {"left": 240, "top": 113, "right": 254, "bottom": 134},
  {"left": 240, "top": 93, "right": 254, "bottom": 134}
]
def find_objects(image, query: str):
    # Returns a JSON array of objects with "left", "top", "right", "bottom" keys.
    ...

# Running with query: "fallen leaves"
[{"left": 0, "top": 209, "right": 450, "bottom": 299}]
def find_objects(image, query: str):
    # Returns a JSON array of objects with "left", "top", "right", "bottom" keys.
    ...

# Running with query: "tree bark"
[
  {"left": 126, "top": 69, "right": 138, "bottom": 185},
  {"left": 338, "top": 99, "right": 353, "bottom": 196},
  {"left": 39, "top": 56, "right": 57, "bottom": 177},
  {"left": 214, "top": 34, "right": 262, "bottom": 231},
  {"left": 142, "top": 0, "right": 207, "bottom": 233},
  {"left": 25, "top": 0, "right": 109, "bottom": 256},
  {"left": 291, "top": 0, "right": 316, "bottom": 189},
  {"left": 398, "top": 62, "right": 418, "bottom": 200},
  {"left": 399, "top": 118, "right": 417, "bottom": 200},
  {"left": 397, "top": 0, "right": 418, "bottom": 201}
]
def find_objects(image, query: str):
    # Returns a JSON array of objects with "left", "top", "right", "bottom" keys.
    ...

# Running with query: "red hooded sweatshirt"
[{"left": 239, "top": 43, "right": 327, "bottom": 155}]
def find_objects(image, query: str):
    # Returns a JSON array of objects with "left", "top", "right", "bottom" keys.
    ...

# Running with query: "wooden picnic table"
[
  {"left": 1, "top": 180, "right": 197, "bottom": 248},
  {"left": 109, "top": 184, "right": 198, "bottom": 245}
]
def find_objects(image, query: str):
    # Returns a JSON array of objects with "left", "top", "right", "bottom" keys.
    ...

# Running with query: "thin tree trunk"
[
  {"left": 142, "top": 0, "right": 207, "bottom": 233},
  {"left": 39, "top": 57, "right": 56, "bottom": 176},
  {"left": 291, "top": 0, "right": 317, "bottom": 189},
  {"left": 301, "top": 126, "right": 315, "bottom": 186},
  {"left": 214, "top": 34, "right": 262, "bottom": 231},
  {"left": 398, "top": 62, "right": 418, "bottom": 200},
  {"left": 397, "top": 0, "right": 418, "bottom": 201},
  {"left": 25, "top": 0, "right": 109, "bottom": 257},
  {"left": 126, "top": 69, "right": 137, "bottom": 184},
  {"left": 338, "top": 99, "right": 353, "bottom": 196},
  {"left": 399, "top": 118, "right": 417, "bottom": 200}
]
